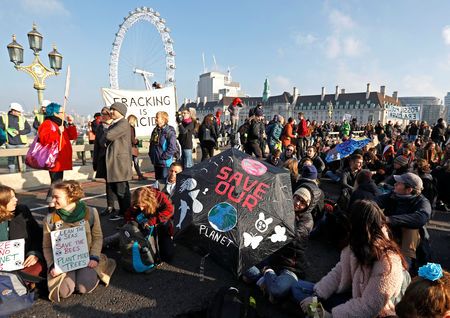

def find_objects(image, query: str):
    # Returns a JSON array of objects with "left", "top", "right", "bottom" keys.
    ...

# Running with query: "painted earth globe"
[{"left": 208, "top": 202, "right": 237, "bottom": 232}]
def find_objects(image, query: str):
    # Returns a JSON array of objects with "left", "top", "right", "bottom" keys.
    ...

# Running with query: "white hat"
[
  {"left": 41, "top": 100, "right": 51, "bottom": 108},
  {"left": 9, "top": 102, "right": 24, "bottom": 113}
]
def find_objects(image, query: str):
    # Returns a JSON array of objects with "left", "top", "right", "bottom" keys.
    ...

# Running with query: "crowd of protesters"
[{"left": 1, "top": 97, "right": 450, "bottom": 317}]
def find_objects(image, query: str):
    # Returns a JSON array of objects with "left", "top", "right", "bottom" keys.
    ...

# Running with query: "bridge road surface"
[{"left": 12, "top": 174, "right": 450, "bottom": 318}]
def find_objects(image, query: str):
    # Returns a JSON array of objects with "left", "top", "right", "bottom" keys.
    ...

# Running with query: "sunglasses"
[{"left": 286, "top": 149, "right": 294, "bottom": 152}]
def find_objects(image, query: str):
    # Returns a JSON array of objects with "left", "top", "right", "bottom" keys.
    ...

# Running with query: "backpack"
[
  {"left": 0, "top": 271, "right": 35, "bottom": 316},
  {"left": 119, "top": 220, "right": 159, "bottom": 273},
  {"left": 207, "top": 286, "right": 259, "bottom": 318},
  {"left": 0, "top": 128, "right": 6, "bottom": 146}
]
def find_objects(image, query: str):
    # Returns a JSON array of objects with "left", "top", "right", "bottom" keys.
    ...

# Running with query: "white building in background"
[
  {"left": 184, "top": 83, "right": 404, "bottom": 125},
  {"left": 444, "top": 92, "right": 450, "bottom": 123},
  {"left": 398, "top": 96, "right": 443, "bottom": 125},
  {"left": 196, "top": 70, "right": 244, "bottom": 103}
]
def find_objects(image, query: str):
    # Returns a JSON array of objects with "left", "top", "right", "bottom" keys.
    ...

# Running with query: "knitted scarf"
[{"left": 56, "top": 201, "right": 87, "bottom": 223}]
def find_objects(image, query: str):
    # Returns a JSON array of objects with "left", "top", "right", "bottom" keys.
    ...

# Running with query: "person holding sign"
[
  {"left": 0, "top": 185, "right": 44, "bottom": 278},
  {"left": 42, "top": 181, "right": 116, "bottom": 302}
]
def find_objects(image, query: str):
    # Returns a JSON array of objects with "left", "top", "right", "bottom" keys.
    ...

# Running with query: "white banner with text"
[{"left": 386, "top": 105, "right": 421, "bottom": 121}]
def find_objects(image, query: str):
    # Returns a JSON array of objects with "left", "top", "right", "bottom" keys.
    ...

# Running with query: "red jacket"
[
  {"left": 296, "top": 118, "right": 308, "bottom": 137},
  {"left": 37, "top": 118, "right": 78, "bottom": 172},
  {"left": 125, "top": 187, "right": 174, "bottom": 227}
]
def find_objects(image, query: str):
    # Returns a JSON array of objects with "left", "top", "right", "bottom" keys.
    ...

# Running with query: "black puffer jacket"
[
  {"left": 348, "top": 180, "right": 381, "bottom": 207},
  {"left": 269, "top": 211, "right": 313, "bottom": 279},
  {"left": 294, "top": 178, "right": 325, "bottom": 217}
]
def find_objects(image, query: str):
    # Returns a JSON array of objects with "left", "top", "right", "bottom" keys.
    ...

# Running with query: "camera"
[{"left": 176, "top": 111, "right": 183, "bottom": 124}]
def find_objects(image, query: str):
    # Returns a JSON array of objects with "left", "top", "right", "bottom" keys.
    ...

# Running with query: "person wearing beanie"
[
  {"left": 295, "top": 165, "right": 325, "bottom": 222},
  {"left": 242, "top": 185, "right": 314, "bottom": 303},
  {"left": 103, "top": 102, "right": 132, "bottom": 221},
  {"left": 383, "top": 155, "right": 411, "bottom": 187},
  {"left": 375, "top": 171, "right": 432, "bottom": 271},
  {"left": 0, "top": 102, "right": 31, "bottom": 173},
  {"left": 37, "top": 102, "right": 78, "bottom": 202},
  {"left": 301, "top": 164, "right": 318, "bottom": 181}
]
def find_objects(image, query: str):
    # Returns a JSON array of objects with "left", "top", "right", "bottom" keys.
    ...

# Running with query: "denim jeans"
[
  {"left": 264, "top": 269, "right": 298, "bottom": 300},
  {"left": 324, "top": 170, "right": 341, "bottom": 182},
  {"left": 291, "top": 279, "right": 315, "bottom": 303},
  {"left": 182, "top": 149, "right": 193, "bottom": 168}
]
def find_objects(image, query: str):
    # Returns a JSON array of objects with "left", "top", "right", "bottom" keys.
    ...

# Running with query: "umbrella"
[
  {"left": 325, "top": 137, "right": 371, "bottom": 162},
  {"left": 172, "top": 148, "right": 295, "bottom": 276}
]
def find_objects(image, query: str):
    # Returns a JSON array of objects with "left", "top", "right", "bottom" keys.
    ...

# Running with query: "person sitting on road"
[
  {"left": 283, "top": 158, "right": 299, "bottom": 191},
  {"left": 298, "top": 146, "right": 326, "bottom": 177},
  {"left": 375, "top": 172, "right": 432, "bottom": 272},
  {"left": 42, "top": 180, "right": 116, "bottom": 302},
  {"left": 396, "top": 263, "right": 450, "bottom": 318},
  {"left": 242, "top": 187, "right": 314, "bottom": 303},
  {"left": 265, "top": 149, "right": 283, "bottom": 168},
  {"left": 293, "top": 200, "right": 409, "bottom": 318},
  {"left": 294, "top": 165, "right": 325, "bottom": 224},
  {"left": 382, "top": 155, "right": 410, "bottom": 188},
  {"left": 0, "top": 185, "right": 45, "bottom": 286},
  {"left": 152, "top": 162, "right": 183, "bottom": 198},
  {"left": 348, "top": 169, "right": 381, "bottom": 208},
  {"left": 125, "top": 187, "right": 175, "bottom": 262},
  {"left": 280, "top": 144, "right": 297, "bottom": 163}
]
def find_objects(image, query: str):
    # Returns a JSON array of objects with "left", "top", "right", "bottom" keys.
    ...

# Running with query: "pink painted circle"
[{"left": 241, "top": 158, "right": 267, "bottom": 176}]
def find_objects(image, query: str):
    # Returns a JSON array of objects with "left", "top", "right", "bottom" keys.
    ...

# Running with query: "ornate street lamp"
[
  {"left": 6, "top": 23, "right": 63, "bottom": 106},
  {"left": 327, "top": 101, "right": 334, "bottom": 122}
]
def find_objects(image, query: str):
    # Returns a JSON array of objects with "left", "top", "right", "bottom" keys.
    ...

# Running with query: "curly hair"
[
  {"left": 0, "top": 185, "right": 15, "bottom": 222},
  {"left": 396, "top": 270, "right": 450, "bottom": 318},
  {"left": 349, "top": 200, "right": 407, "bottom": 269},
  {"left": 53, "top": 180, "right": 84, "bottom": 203},
  {"left": 131, "top": 187, "right": 158, "bottom": 216}
]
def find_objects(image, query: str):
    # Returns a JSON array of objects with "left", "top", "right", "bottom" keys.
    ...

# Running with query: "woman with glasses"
[
  {"left": 280, "top": 145, "right": 297, "bottom": 163},
  {"left": 38, "top": 102, "right": 78, "bottom": 203}
]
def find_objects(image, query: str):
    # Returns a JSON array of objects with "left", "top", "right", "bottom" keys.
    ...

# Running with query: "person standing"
[
  {"left": 38, "top": 103, "right": 77, "bottom": 202},
  {"left": 149, "top": 111, "right": 178, "bottom": 179},
  {"left": 33, "top": 99, "right": 50, "bottom": 131},
  {"left": 127, "top": 114, "right": 146, "bottom": 180},
  {"left": 296, "top": 112, "right": 308, "bottom": 158},
  {"left": 176, "top": 108, "right": 195, "bottom": 169},
  {"left": 0, "top": 102, "right": 31, "bottom": 173},
  {"left": 228, "top": 98, "right": 243, "bottom": 145},
  {"left": 93, "top": 107, "right": 117, "bottom": 216},
  {"left": 198, "top": 114, "right": 219, "bottom": 161},
  {"left": 103, "top": 102, "right": 132, "bottom": 221}
]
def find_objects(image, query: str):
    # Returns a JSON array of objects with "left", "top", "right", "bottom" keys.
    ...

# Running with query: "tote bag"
[{"left": 25, "top": 135, "right": 59, "bottom": 170}]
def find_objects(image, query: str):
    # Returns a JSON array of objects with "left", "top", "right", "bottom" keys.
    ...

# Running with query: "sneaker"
[
  {"left": 108, "top": 212, "right": 124, "bottom": 221},
  {"left": 101, "top": 207, "right": 115, "bottom": 216}
]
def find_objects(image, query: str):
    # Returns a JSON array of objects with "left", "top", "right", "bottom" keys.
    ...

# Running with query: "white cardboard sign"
[
  {"left": 0, "top": 239, "right": 25, "bottom": 271},
  {"left": 51, "top": 225, "right": 89, "bottom": 273}
]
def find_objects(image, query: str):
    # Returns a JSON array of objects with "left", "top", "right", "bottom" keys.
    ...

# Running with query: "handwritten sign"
[
  {"left": 387, "top": 105, "right": 421, "bottom": 121},
  {"left": 0, "top": 239, "right": 25, "bottom": 271},
  {"left": 51, "top": 225, "right": 89, "bottom": 273}
]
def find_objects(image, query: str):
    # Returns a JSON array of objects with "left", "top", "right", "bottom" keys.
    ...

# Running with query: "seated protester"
[
  {"left": 43, "top": 181, "right": 116, "bottom": 302},
  {"left": 298, "top": 146, "right": 325, "bottom": 177},
  {"left": 283, "top": 158, "right": 299, "bottom": 191},
  {"left": 242, "top": 187, "right": 314, "bottom": 301},
  {"left": 152, "top": 162, "right": 183, "bottom": 198},
  {"left": 294, "top": 165, "right": 325, "bottom": 223},
  {"left": 125, "top": 187, "right": 174, "bottom": 262},
  {"left": 0, "top": 185, "right": 45, "bottom": 282},
  {"left": 433, "top": 159, "right": 450, "bottom": 211},
  {"left": 338, "top": 154, "right": 363, "bottom": 209},
  {"left": 414, "top": 159, "right": 438, "bottom": 208},
  {"left": 293, "top": 200, "right": 409, "bottom": 317},
  {"left": 348, "top": 169, "right": 381, "bottom": 207},
  {"left": 383, "top": 155, "right": 410, "bottom": 187},
  {"left": 396, "top": 263, "right": 450, "bottom": 318},
  {"left": 375, "top": 172, "right": 432, "bottom": 271},
  {"left": 265, "top": 149, "right": 283, "bottom": 168},
  {"left": 280, "top": 144, "right": 297, "bottom": 162}
]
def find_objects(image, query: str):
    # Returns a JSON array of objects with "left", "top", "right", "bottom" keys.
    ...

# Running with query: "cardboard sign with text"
[
  {"left": 51, "top": 225, "right": 89, "bottom": 273},
  {"left": 0, "top": 239, "right": 25, "bottom": 271}
]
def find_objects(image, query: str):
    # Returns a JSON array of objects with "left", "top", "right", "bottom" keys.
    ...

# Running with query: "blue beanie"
[
  {"left": 301, "top": 165, "right": 318, "bottom": 180},
  {"left": 45, "top": 102, "right": 62, "bottom": 116}
]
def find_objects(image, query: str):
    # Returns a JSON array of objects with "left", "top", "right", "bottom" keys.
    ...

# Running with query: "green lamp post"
[{"left": 7, "top": 23, "right": 63, "bottom": 107}]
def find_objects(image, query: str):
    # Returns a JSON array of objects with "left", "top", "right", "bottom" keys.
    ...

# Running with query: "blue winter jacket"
[{"left": 149, "top": 125, "right": 177, "bottom": 168}]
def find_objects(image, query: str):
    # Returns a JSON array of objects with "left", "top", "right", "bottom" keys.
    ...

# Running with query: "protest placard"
[
  {"left": 0, "top": 239, "right": 25, "bottom": 271},
  {"left": 101, "top": 86, "right": 177, "bottom": 137},
  {"left": 51, "top": 225, "right": 89, "bottom": 273},
  {"left": 386, "top": 105, "right": 421, "bottom": 121}
]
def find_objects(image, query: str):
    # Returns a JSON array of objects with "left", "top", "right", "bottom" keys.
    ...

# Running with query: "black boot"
[{"left": 100, "top": 206, "right": 115, "bottom": 216}]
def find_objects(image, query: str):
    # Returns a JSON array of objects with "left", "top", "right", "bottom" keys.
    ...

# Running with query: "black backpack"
[
  {"left": 119, "top": 220, "right": 160, "bottom": 273},
  {"left": 207, "top": 286, "right": 259, "bottom": 318}
]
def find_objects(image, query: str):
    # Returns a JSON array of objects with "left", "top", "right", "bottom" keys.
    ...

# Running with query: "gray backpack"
[{"left": 0, "top": 271, "right": 35, "bottom": 316}]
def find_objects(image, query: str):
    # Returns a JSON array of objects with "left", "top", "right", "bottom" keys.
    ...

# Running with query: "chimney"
[
  {"left": 197, "top": 97, "right": 200, "bottom": 105},
  {"left": 392, "top": 91, "right": 398, "bottom": 102},
  {"left": 335, "top": 85, "right": 339, "bottom": 101},
  {"left": 341, "top": 88, "right": 346, "bottom": 94},
  {"left": 366, "top": 83, "right": 370, "bottom": 99},
  {"left": 203, "top": 96, "right": 207, "bottom": 104},
  {"left": 292, "top": 87, "right": 299, "bottom": 106},
  {"left": 321, "top": 87, "right": 325, "bottom": 102},
  {"left": 184, "top": 98, "right": 188, "bottom": 105},
  {"left": 218, "top": 93, "right": 223, "bottom": 100},
  {"left": 380, "top": 85, "right": 386, "bottom": 97}
]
